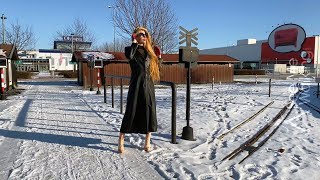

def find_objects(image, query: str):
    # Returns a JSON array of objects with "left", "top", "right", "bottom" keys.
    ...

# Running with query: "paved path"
[{"left": 0, "top": 78, "right": 163, "bottom": 180}]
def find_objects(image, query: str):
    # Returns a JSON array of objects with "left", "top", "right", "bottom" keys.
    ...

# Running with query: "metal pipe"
[
  {"left": 269, "top": 78, "right": 271, "bottom": 97},
  {"left": 317, "top": 35, "right": 320, "bottom": 77},
  {"left": 317, "top": 83, "right": 320, "bottom": 98},
  {"left": 186, "top": 62, "right": 191, "bottom": 127},
  {"left": 104, "top": 74, "right": 177, "bottom": 144},
  {"left": 1, "top": 14, "right": 7, "bottom": 44},
  {"left": 104, "top": 77, "right": 107, "bottom": 103},
  {"left": 90, "top": 66, "right": 93, "bottom": 91},
  {"left": 111, "top": 77, "right": 114, "bottom": 108},
  {"left": 171, "top": 82, "right": 177, "bottom": 144},
  {"left": 120, "top": 78, "right": 123, "bottom": 114}
]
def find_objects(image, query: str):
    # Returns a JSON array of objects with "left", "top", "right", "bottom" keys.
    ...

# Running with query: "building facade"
[
  {"left": 200, "top": 36, "right": 320, "bottom": 73},
  {"left": 18, "top": 49, "right": 74, "bottom": 72}
]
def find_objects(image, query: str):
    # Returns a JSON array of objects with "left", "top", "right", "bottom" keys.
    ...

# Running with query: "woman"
[{"left": 118, "top": 27, "right": 160, "bottom": 153}]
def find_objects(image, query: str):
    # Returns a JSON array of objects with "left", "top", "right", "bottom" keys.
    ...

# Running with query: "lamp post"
[
  {"left": 71, "top": 33, "right": 75, "bottom": 72},
  {"left": 108, "top": 5, "right": 119, "bottom": 52},
  {"left": 71, "top": 33, "right": 74, "bottom": 53},
  {"left": 1, "top": 14, "right": 7, "bottom": 44}
]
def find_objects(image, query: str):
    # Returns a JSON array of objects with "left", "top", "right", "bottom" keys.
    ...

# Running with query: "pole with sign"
[
  {"left": 179, "top": 26, "right": 199, "bottom": 141},
  {"left": 87, "top": 54, "right": 94, "bottom": 91}
]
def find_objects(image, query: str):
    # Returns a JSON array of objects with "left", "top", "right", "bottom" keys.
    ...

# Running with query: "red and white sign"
[
  {"left": 261, "top": 37, "right": 315, "bottom": 65},
  {"left": 268, "top": 24, "right": 306, "bottom": 53}
]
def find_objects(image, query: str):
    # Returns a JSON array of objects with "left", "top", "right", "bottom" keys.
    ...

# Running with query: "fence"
[{"left": 104, "top": 75, "right": 177, "bottom": 144}]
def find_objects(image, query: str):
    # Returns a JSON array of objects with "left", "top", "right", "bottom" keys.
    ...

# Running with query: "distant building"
[
  {"left": 54, "top": 35, "right": 92, "bottom": 51},
  {"left": 17, "top": 36, "right": 92, "bottom": 72},
  {"left": 200, "top": 36, "right": 320, "bottom": 73},
  {"left": 200, "top": 39, "right": 266, "bottom": 69},
  {"left": 18, "top": 49, "right": 74, "bottom": 72},
  {"left": 53, "top": 41, "right": 92, "bottom": 51}
]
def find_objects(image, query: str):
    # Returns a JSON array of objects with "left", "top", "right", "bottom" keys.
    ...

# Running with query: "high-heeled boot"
[
  {"left": 144, "top": 133, "right": 152, "bottom": 152},
  {"left": 118, "top": 133, "right": 125, "bottom": 153}
]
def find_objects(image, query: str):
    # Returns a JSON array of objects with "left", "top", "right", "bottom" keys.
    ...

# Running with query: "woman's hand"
[{"left": 132, "top": 33, "right": 138, "bottom": 43}]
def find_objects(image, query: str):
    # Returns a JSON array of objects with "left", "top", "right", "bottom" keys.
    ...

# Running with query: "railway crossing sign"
[
  {"left": 178, "top": 26, "right": 200, "bottom": 141},
  {"left": 179, "top": 26, "right": 198, "bottom": 47},
  {"left": 179, "top": 26, "right": 199, "bottom": 66}
]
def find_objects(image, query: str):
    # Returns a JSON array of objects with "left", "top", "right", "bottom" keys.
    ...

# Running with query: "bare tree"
[
  {"left": 3, "top": 20, "right": 36, "bottom": 51},
  {"left": 113, "top": 0, "right": 178, "bottom": 53},
  {"left": 54, "top": 18, "right": 96, "bottom": 50},
  {"left": 97, "top": 38, "right": 130, "bottom": 52}
]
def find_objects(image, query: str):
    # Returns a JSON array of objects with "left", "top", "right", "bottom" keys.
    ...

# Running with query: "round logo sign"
[
  {"left": 268, "top": 24, "right": 306, "bottom": 53},
  {"left": 300, "top": 50, "right": 313, "bottom": 64}
]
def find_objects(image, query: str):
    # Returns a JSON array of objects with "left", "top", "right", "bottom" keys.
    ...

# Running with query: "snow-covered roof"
[{"left": 81, "top": 52, "right": 115, "bottom": 60}]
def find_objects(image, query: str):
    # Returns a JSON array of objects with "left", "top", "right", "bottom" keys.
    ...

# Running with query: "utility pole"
[
  {"left": 108, "top": 6, "right": 119, "bottom": 52},
  {"left": 71, "top": 33, "right": 75, "bottom": 72},
  {"left": 1, "top": 14, "right": 7, "bottom": 44}
]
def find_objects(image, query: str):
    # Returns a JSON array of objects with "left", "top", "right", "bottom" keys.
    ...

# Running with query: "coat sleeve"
[{"left": 125, "top": 43, "right": 139, "bottom": 60}]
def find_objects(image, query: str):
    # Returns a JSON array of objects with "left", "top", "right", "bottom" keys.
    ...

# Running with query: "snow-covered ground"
[{"left": 0, "top": 76, "right": 319, "bottom": 179}]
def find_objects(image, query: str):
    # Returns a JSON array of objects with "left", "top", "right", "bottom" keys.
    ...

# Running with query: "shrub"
[
  {"left": 16, "top": 71, "right": 36, "bottom": 79},
  {"left": 234, "top": 69, "right": 265, "bottom": 75},
  {"left": 58, "top": 71, "right": 77, "bottom": 78}
]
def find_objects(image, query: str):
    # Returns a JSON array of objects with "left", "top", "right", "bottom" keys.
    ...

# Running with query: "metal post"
[
  {"left": 97, "top": 68, "right": 101, "bottom": 94},
  {"left": 111, "top": 77, "right": 114, "bottom": 108},
  {"left": 113, "top": 17, "right": 115, "bottom": 52},
  {"left": 1, "top": 14, "right": 7, "bottom": 44},
  {"left": 90, "top": 66, "right": 94, "bottom": 91},
  {"left": 0, "top": 68, "right": 5, "bottom": 100},
  {"left": 71, "top": 33, "right": 75, "bottom": 72},
  {"left": 104, "top": 77, "right": 107, "bottom": 103},
  {"left": 120, "top": 78, "right": 123, "bottom": 114},
  {"left": 108, "top": 6, "right": 118, "bottom": 52},
  {"left": 317, "top": 35, "right": 320, "bottom": 78},
  {"left": 171, "top": 83, "right": 177, "bottom": 144},
  {"left": 212, "top": 76, "right": 214, "bottom": 90},
  {"left": 269, "top": 78, "right": 271, "bottom": 97},
  {"left": 182, "top": 62, "right": 194, "bottom": 140},
  {"left": 186, "top": 63, "right": 190, "bottom": 126},
  {"left": 317, "top": 83, "right": 319, "bottom": 98},
  {"left": 255, "top": 74, "right": 258, "bottom": 84}
]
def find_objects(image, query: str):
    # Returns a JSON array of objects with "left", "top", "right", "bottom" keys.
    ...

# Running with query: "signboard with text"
[{"left": 63, "top": 36, "right": 83, "bottom": 42}]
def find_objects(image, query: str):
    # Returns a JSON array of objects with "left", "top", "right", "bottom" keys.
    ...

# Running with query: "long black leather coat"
[{"left": 120, "top": 43, "right": 157, "bottom": 134}]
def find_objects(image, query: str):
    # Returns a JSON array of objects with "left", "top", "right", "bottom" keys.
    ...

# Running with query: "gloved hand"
[
  {"left": 153, "top": 45, "right": 161, "bottom": 58},
  {"left": 132, "top": 33, "right": 137, "bottom": 43}
]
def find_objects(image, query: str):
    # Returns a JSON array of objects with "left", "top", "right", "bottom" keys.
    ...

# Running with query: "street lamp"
[
  {"left": 1, "top": 14, "right": 7, "bottom": 44},
  {"left": 108, "top": 5, "right": 119, "bottom": 52},
  {"left": 71, "top": 33, "right": 75, "bottom": 72},
  {"left": 71, "top": 33, "right": 74, "bottom": 53}
]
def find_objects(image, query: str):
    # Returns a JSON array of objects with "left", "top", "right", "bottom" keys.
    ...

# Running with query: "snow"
[{"left": 0, "top": 76, "right": 319, "bottom": 179}]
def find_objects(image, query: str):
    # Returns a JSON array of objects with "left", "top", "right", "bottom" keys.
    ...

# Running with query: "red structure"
[
  {"left": 97, "top": 68, "right": 101, "bottom": 93},
  {"left": 274, "top": 28, "right": 298, "bottom": 48},
  {"left": 1, "top": 68, "right": 4, "bottom": 100},
  {"left": 262, "top": 36, "right": 316, "bottom": 65}
]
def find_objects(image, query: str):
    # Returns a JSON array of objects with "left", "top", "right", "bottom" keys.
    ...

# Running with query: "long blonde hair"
[{"left": 133, "top": 27, "right": 160, "bottom": 82}]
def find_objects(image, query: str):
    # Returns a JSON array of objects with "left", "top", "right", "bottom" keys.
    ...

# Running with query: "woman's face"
[{"left": 136, "top": 30, "right": 147, "bottom": 45}]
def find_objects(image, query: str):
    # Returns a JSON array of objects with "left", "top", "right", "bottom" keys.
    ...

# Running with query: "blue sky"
[{"left": 1, "top": 0, "right": 319, "bottom": 50}]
